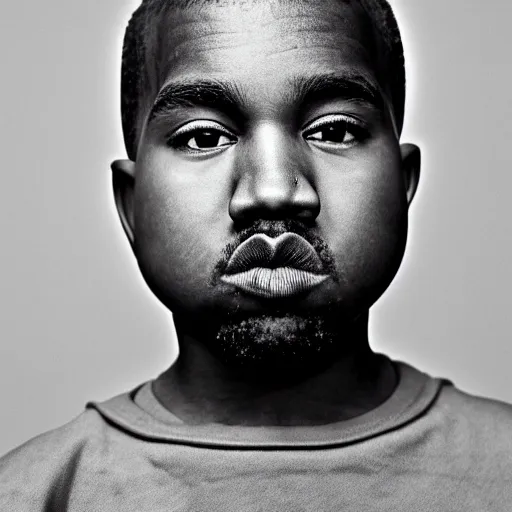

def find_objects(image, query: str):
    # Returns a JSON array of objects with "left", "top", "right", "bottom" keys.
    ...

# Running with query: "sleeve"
[{"left": 0, "top": 411, "right": 102, "bottom": 512}]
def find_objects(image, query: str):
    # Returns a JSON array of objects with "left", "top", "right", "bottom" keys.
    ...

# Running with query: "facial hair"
[
  {"left": 199, "top": 220, "right": 355, "bottom": 378},
  {"left": 210, "top": 219, "right": 339, "bottom": 287},
  {"left": 196, "top": 305, "right": 362, "bottom": 381}
]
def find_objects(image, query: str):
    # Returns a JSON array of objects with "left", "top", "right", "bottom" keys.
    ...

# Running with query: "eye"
[
  {"left": 167, "top": 120, "right": 237, "bottom": 153},
  {"left": 303, "top": 114, "right": 367, "bottom": 148},
  {"left": 187, "top": 131, "right": 233, "bottom": 150},
  {"left": 307, "top": 123, "right": 354, "bottom": 144}
]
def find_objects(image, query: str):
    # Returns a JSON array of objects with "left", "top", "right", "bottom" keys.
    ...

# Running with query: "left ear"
[{"left": 400, "top": 143, "right": 421, "bottom": 206}]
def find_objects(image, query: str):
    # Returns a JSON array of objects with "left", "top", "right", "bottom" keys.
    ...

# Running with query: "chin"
[{"left": 202, "top": 307, "right": 362, "bottom": 381}]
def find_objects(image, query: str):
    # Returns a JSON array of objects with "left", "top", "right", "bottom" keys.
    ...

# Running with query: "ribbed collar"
[{"left": 88, "top": 361, "right": 444, "bottom": 449}]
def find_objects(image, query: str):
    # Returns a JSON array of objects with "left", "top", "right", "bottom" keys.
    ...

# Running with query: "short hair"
[{"left": 120, "top": 0, "right": 405, "bottom": 161}]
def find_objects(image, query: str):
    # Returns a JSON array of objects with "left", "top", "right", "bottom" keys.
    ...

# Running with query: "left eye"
[
  {"left": 304, "top": 116, "right": 366, "bottom": 147},
  {"left": 306, "top": 122, "right": 355, "bottom": 144}
]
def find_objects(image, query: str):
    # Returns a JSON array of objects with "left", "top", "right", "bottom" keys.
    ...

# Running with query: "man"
[{"left": 1, "top": 0, "right": 511, "bottom": 509}]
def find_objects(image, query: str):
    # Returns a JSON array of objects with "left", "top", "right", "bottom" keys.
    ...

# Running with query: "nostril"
[
  {"left": 229, "top": 128, "right": 320, "bottom": 222},
  {"left": 229, "top": 170, "right": 320, "bottom": 222}
]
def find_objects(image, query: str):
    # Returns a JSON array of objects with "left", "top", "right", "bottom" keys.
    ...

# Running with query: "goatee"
[{"left": 203, "top": 307, "right": 360, "bottom": 380}]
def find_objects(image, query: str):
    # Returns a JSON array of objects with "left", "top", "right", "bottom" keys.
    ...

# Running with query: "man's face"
[{"left": 124, "top": 0, "right": 415, "bottom": 366}]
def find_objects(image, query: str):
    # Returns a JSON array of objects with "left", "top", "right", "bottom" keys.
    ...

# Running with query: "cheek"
[
  {"left": 318, "top": 145, "right": 408, "bottom": 297},
  {"left": 132, "top": 150, "right": 232, "bottom": 308}
]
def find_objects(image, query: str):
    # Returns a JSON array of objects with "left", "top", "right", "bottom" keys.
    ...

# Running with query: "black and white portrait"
[{"left": 1, "top": 0, "right": 511, "bottom": 509}]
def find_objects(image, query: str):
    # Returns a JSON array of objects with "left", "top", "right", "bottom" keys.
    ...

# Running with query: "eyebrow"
[
  {"left": 147, "top": 72, "right": 384, "bottom": 126},
  {"left": 148, "top": 79, "right": 243, "bottom": 124},
  {"left": 289, "top": 72, "right": 384, "bottom": 112}
]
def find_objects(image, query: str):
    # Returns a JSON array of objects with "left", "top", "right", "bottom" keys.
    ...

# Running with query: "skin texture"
[{"left": 112, "top": 0, "right": 420, "bottom": 425}]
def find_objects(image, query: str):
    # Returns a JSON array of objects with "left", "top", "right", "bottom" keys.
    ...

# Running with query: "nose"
[{"left": 229, "top": 123, "right": 320, "bottom": 223}]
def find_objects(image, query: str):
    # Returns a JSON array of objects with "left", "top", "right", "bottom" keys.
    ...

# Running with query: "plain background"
[{"left": 1, "top": 0, "right": 511, "bottom": 456}]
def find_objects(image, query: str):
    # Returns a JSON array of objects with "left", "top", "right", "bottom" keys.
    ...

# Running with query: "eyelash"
[
  {"left": 166, "top": 115, "right": 369, "bottom": 154},
  {"left": 302, "top": 114, "right": 369, "bottom": 147},
  {"left": 166, "top": 121, "right": 237, "bottom": 154}
]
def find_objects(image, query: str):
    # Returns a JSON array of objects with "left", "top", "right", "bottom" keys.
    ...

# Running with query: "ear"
[
  {"left": 400, "top": 143, "right": 421, "bottom": 206},
  {"left": 111, "top": 159, "right": 136, "bottom": 246}
]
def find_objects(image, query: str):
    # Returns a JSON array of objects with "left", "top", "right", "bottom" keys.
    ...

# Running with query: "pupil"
[
  {"left": 195, "top": 131, "right": 220, "bottom": 148},
  {"left": 323, "top": 124, "right": 346, "bottom": 142}
]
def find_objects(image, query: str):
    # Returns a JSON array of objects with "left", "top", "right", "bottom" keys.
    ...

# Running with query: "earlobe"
[
  {"left": 111, "top": 159, "right": 136, "bottom": 246},
  {"left": 399, "top": 143, "right": 421, "bottom": 206}
]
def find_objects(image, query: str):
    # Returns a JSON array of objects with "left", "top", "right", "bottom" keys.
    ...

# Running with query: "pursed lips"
[{"left": 220, "top": 233, "right": 329, "bottom": 298}]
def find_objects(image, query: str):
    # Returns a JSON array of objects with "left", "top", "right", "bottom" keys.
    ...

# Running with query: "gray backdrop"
[{"left": 1, "top": 0, "right": 511, "bottom": 456}]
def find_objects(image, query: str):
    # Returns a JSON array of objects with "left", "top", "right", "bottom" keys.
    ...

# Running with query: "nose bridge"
[
  {"left": 229, "top": 121, "right": 321, "bottom": 222},
  {"left": 245, "top": 122, "right": 298, "bottom": 207}
]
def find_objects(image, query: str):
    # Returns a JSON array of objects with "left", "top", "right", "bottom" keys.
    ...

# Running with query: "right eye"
[
  {"left": 167, "top": 121, "right": 237, "bottom": 153},
  {"left": 186, "top": 130, "right": 234, "bottom": 149}
]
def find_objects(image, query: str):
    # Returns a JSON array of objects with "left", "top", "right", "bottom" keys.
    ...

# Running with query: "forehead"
[
  {"left": 146, "top": 0, "right": 383, "bottom": 108},
  {"left": 165, "top": 0, "right": 374, "bottom": 76}
]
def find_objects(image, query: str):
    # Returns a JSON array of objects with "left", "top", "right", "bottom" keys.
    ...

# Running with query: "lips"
[{"left": 221, "top": 233, "right": 329, "bottom": 298}]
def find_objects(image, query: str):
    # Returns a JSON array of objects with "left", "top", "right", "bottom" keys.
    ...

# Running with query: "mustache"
[{"left": 211, "top": 220, "right": 338, "bottom": 284}]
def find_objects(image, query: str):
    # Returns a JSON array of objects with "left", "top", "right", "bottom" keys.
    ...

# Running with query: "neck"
[{"left": 153, "top": 313, "right": 397, "bottom": 426}]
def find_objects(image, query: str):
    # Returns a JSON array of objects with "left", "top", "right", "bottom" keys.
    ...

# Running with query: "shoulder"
[
  {"left": 436, "top": 383, "right": 512, "bottom": 425},
  {"left": 1, "top": 406, "right": 112, "bottom": 467},
  {"left": 429, "top": 382, "right": 512, "bottom": 457},
  {"left": 0, "top": 407, "right": 114, "bottom": 509}
]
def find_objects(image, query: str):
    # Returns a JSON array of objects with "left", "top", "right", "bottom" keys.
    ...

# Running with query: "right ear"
[{"left": 111, "top": 159, "right": 136, "bottom": 247}]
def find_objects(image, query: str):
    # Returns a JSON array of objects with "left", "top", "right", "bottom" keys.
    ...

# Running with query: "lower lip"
[{"left": 220, "top": 267, "right": 329, "bottom": 299}]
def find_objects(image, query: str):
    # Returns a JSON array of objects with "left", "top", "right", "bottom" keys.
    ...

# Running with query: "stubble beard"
[
  {"left": 197, "top": 220, "right": 358, "bottom": 379},
  {"left": 199, "top": 305, "right": 361, "bottom": 381}
]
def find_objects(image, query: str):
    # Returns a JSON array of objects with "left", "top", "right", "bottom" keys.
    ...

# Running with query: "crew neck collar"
[{"left": 88, "top": 361, "right": 444, "bottom": 449}]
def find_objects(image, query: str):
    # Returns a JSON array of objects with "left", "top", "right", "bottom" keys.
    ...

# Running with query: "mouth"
[{"left": 220, "top": 233, "right": 330, "bottom": 299}]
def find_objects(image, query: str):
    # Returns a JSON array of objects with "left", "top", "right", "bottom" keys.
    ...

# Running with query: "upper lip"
[{"left": 224, "top": 233, "right": 326, "bottom": 275}]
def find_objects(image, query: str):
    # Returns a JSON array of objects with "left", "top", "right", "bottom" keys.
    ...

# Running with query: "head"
[{"left": 112, "top": 0, "right": 420, "bottom": 374}]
